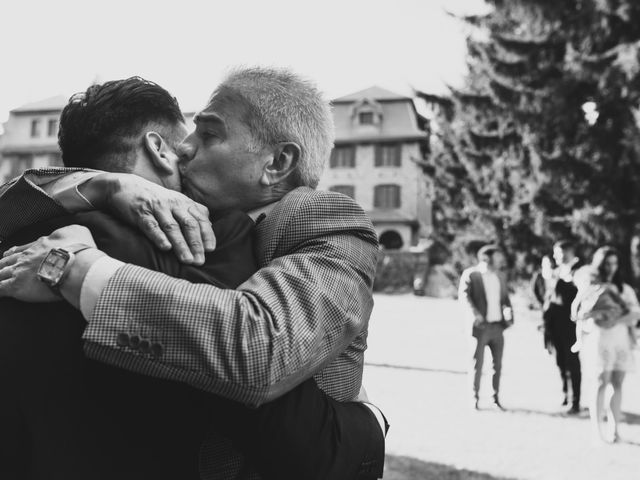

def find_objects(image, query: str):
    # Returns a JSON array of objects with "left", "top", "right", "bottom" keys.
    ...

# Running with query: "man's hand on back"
[{"left": 82, "top": 173, "right": 215, "bottom": 265}]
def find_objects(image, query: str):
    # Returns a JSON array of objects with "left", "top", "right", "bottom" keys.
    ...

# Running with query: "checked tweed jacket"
[{"left": 0, "top": 168, "right": 380, "bottom": 479}]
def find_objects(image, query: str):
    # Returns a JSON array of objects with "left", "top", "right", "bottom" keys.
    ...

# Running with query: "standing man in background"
[{"left": 459, "top": 244, "right": 514, "bottom": 411}]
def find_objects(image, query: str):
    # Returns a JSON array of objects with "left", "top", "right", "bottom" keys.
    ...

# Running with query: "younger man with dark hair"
[{"left": 459, "top": 244, "right": 514, "bottom": 410}]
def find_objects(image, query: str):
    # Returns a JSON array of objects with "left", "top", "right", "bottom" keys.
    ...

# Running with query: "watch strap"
[{"left": 61, "top": 243, "right": 94, "bottom": 256}]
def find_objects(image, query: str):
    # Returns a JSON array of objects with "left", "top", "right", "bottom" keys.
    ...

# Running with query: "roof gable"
[
  {"left": 332, "top": 86, "right": 426, "bottom": 142},
  {"left": 333, "top": 86, "right": 411, "bottom": 103},
  {"left": 11, "top": 95, "right": 68, "bottom": 113}
]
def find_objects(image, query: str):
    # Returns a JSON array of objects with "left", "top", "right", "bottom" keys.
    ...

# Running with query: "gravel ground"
[{"left": 363, "top": 294, "right": 640, "bottom": 480}]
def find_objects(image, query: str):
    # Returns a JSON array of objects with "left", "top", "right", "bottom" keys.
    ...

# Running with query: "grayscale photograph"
[{"left": 0, "top": 0, "right": 638, "bottom": 479}]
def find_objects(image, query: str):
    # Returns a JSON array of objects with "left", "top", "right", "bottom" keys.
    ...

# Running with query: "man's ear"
[
  {"left": 143, "top": 131, "right": 177, "bottom": 176},
  {"left": 260, "top": 142, "right": 301, "bottom": 186}
]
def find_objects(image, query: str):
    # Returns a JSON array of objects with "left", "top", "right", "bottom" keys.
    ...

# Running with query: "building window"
[
  {"left": 48, "top": 119, "right": 58, "bottom": 137},
  {"left": 374, "top": 184, "right": 401, "bottom": 209},
  {"left": 330, "top": 146, "right": 356, "bottom": 168},
  {"left": 375, "top": 143, "right": 401, "bottom": 167},
  {"left": 329, "top": 185, "right": 355, "bottom": 199},
  {"left": 358, "top": 111, "right": 374, "bottom": 125},
  {"left": 7, "top": 155, "right": 34, "bottom": 181},
  {"left": 30, "top": 119, "right": 40, "bottom": 138}
]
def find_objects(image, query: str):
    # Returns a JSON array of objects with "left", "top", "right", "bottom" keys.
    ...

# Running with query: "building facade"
[
  {"left": 317, "top": 86, "right": 432, "bottom": 250},
  {"left": 0, "top": 96, "right": 66, "bottom": 183}
]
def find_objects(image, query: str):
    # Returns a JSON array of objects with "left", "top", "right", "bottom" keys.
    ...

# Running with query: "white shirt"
[{"left": 478, "top": 262, "right": 502, "bottom": 322}]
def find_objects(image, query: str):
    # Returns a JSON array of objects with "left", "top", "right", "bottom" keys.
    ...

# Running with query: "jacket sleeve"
[
  {"left": 0, "top": 168, "right": 87, "bottom": 243},
  {"left": 458, "top": 269, "right": 480, "bottom": 320},
  {"left": 82, "top": 192, "right": 379, "bottom": 407},
  {"left": 79, "top": 210, "right": 258, "bottom": 289}
]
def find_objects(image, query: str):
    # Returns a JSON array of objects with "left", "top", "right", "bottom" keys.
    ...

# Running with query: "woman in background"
[{"left": 573, "top": 246, "right": 640, "bottom": 443}]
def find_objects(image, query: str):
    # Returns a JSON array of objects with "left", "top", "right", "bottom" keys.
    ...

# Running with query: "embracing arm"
[
  {"left": 81, "top": 192, "right": 379, "bottom": 406},
  {"left": 620, "top": 284, "right": 640, "bottom": 327},
  {"left": 0, "top": 190, "right": 377, "bottom": 405},
  {"left": 0, "top": 168, "right": 213, "bottom": 264},
  {"left": 458, "top": 269, "right": 483, "bottom": 323}
]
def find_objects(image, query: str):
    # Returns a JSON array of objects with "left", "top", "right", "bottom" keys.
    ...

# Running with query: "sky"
[{"left": 0, "top": 0, "right": 489, "bottom": 130}]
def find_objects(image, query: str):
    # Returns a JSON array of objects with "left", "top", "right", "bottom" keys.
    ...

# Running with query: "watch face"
[{"left": 38, "top": 249, "right": 70, "bottom": 285}]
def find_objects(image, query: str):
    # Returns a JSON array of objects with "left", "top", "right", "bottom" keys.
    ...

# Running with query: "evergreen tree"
[{"left": 423, "top": 0, "right": 640, "bottom": 282}]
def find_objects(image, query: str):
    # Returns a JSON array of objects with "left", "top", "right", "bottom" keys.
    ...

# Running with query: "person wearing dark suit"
[
  {"left": 0, "top": 76, "right": 386, "bottom": 480},
  {"left": 542, "top": 240, "right": 583, "bottom": 414},
  {"left": 458, "top": 245, "right": 513, "bottom": 410},
  {"left": 0, "top": 209, "right": 258, "bottom": 479}
]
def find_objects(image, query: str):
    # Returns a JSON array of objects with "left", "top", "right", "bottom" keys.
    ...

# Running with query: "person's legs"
[
  {"left": 590, "top": 370, "right": 611, "bottom": 442},
  {"left": 553, "top": 336, "right": 569, "bottom": 404},
  {"left": 487, "top": 326, "right": 505, "bottom": 406},
  {"left": 608, "top": 370, "right": 626, "bottom": 441},
  {"left": 471, "top": 330, "right": 488, "bottom": 405},
  {"left": 566, "top": 349, "right": 582, "bottom": 412}
]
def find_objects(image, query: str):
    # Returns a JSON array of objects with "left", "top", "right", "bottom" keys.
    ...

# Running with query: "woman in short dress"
[{"left": 573, "top": 246, "right": 639, "bottom": 443}]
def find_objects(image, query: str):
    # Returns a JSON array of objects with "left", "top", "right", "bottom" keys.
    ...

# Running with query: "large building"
[
  {"left": 0, "top": 87, "right": 432, "bottom": 249},
  {"left": 0, "top": 96, "right": 66, "bottom": 182},
  {"left": 318, "top": 86, "right": 432, "bottom": 250}
]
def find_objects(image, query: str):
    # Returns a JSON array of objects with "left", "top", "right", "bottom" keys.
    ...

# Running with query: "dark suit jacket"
[
  {"left": 0, "top": 210, "right": 257, "bottom": 479},
  {"left": 458, "top": 266, "right": 512, "bottom": 338}
]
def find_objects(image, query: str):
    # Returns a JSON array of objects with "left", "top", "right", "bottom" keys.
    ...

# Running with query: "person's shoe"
[
  {"left": 492, "top": 396, "right": 506, "bottom": 411},
  {"left": 567, "top": 404, "right": 581, "bottom": 415},
  {"left": 472, "top": 397, "right": 480, "bottom": 410},
  {"left": 561, "top": 394, "right": 568, "bottom": 406}
]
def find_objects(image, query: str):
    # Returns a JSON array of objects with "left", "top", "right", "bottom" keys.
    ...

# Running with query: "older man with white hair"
[{"left": 0, "top": 67, "right": 387, "bottom": 480}]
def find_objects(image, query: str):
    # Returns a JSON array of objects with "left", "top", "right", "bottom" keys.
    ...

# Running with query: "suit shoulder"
[{"left": 280, "top": 187, "right": 370, "bottom": 224}]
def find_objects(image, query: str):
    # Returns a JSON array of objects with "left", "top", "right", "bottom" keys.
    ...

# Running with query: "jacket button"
[
  {"left": 116, "top": 332, "right": 130, "bottom": 347},
  {"left": 129, "top": 335, "right": 141, "bottom": 350},
  {"left": 139, "top": 339, "right": 151, "bottom": 354},
  {"left": 150, "top": 342, "right": 164, "bottom": 358}
]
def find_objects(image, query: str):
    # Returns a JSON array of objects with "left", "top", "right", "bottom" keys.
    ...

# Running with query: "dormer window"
[
  {"left": 359, "top": 112, "right": 374, "bottom": 125},
  {"left": 351, "top": 98, "right": 383, "bottom": 128}
]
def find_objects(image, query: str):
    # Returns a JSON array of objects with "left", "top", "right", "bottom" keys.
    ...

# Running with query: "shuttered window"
[{"left": 374, "top": 184, "right": 401, "bottom": 208}]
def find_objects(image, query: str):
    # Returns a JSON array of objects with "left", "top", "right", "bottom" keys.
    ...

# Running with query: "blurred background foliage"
[{"left": 419, "top": 0, "right": 640, "bottom": 287}]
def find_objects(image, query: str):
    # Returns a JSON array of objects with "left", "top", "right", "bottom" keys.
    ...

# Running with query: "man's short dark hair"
[
  {"left": 477, "top": 244, "right": 501, "bottom": 262},
  {"left": 553, "top": 240, "right": 575, "bottom": 252},
  {"left": 58, "top": 77, "right": 185, "bottom": 172}
]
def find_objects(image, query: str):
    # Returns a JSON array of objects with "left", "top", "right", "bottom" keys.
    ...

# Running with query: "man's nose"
[{"left": 177, "top": 141, "right": 194, "bottom": 166}]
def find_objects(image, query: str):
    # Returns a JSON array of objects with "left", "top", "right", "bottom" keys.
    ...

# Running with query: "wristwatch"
[{"left": 37, "top": 243, "right": 94, "bottom": 294}]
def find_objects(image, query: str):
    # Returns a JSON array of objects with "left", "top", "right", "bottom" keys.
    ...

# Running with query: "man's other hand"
[
  {"left": 99, "top": 173, "right": 215, "bottom": 264},
  {"left": 0, "top": 225, "right": 95, "bottom": 302}
]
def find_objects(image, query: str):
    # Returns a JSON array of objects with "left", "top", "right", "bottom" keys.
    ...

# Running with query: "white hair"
[{"left": 215, "top": 66, "right": 335, "bottom": 188}]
